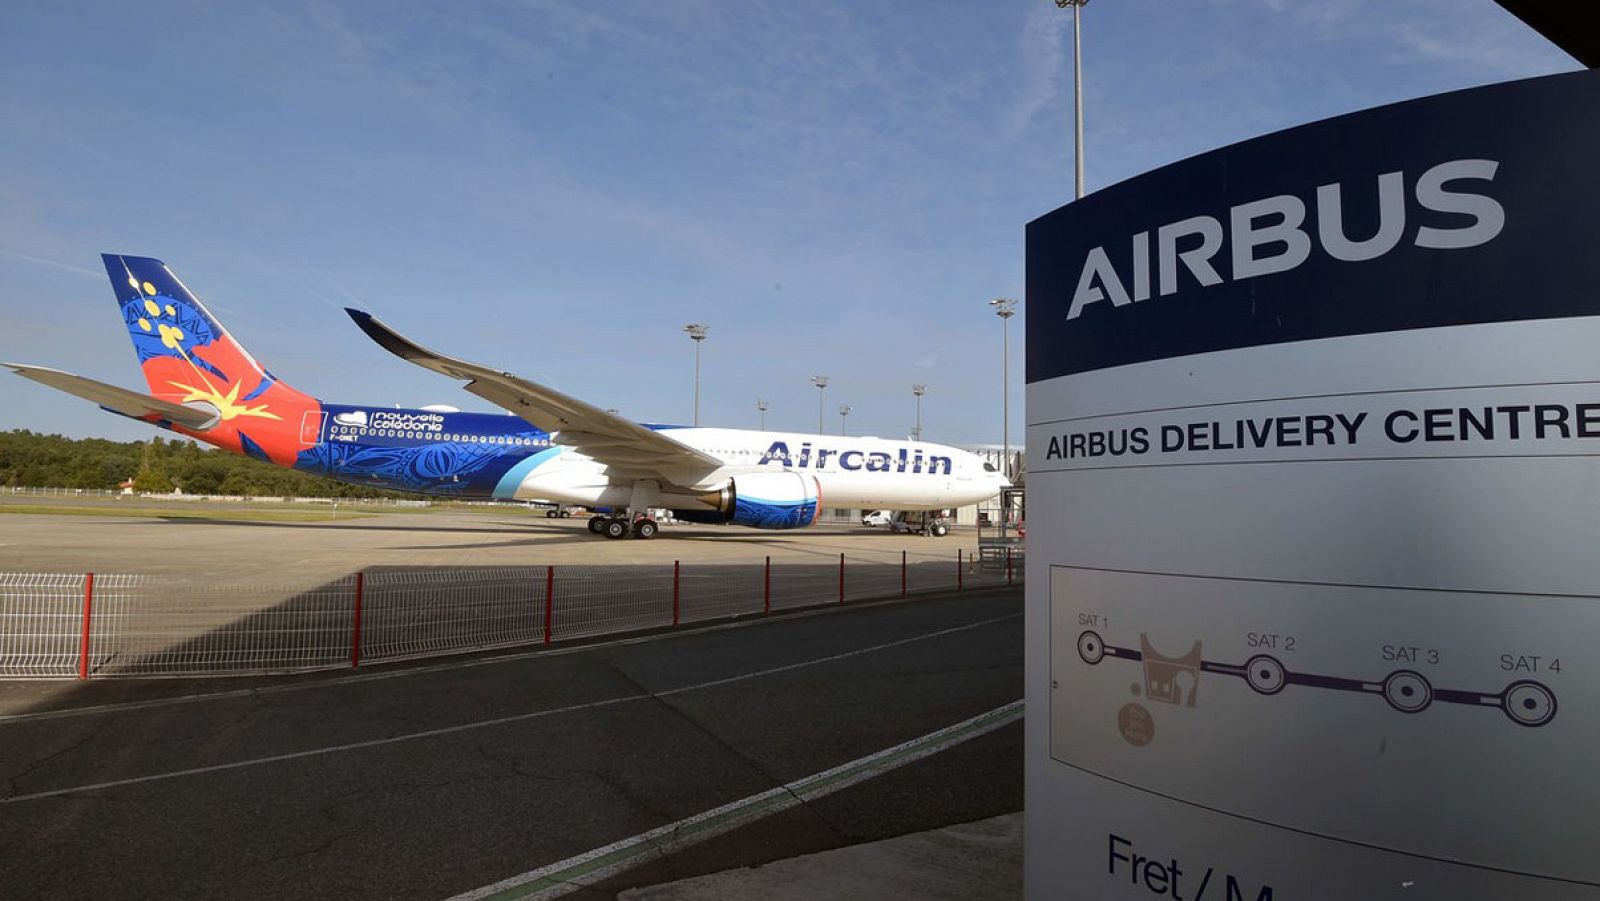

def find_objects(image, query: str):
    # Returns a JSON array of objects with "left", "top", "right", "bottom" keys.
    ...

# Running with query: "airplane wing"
[
  {"left": 344, "top": 310, "right": 723, "bottom": 481},
  {"left": 5, "top": 363, "right": 220, "bottom": 430}
]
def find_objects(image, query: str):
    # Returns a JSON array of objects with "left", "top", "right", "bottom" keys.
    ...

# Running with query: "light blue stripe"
[
  {"left": 740, "top": 493, "right": 817, "bottom": 507},
  {"left": 493, "top": 446, "right": 563, "bottom": 499}
]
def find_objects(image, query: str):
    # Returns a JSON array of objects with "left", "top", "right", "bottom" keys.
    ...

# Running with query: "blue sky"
[{"left": 0, "top": 1, "right": 1578, "bottom": 445}]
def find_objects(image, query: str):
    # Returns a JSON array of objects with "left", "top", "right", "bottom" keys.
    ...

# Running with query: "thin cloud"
[
  {"left": 1003, "top": 4, "right": 1072, "bottom": 144},
  {"left": 1387, "top": 20, "right": 1580, "bottom": 77},
  {"left": 0, "top": 248, "right": 101, "bottom": 278}
]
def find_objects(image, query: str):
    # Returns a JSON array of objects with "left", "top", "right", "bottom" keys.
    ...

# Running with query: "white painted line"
[
  {"left": 0, "top": 585, "right": 1021, "bottom": 727},
  {"left": 0, "top": 613, "right": 1020, "bottom": 804},
  {"left": 447, "top": 700, "right": 1026, "bottom": 901}
]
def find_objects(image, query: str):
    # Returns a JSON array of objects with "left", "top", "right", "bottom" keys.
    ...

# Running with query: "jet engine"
[{"left": 675, "top": 472, "right": 821, "bottom": 530}]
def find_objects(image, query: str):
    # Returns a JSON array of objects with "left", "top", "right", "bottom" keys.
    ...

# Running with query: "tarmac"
[
  {"left": 0, "top": 493, "right": 985, "bottom": 581},
  {"left": 0, "top": 499, "right": 1025, "bottom": 900}
]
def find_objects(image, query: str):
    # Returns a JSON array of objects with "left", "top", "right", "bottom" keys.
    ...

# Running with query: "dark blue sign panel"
[
  {"left": 1026, "top": 69, "right": 1600, "bottom": 382},
  {"left": 1027, "top": 69, "right": 1600, "bottom": 898}
]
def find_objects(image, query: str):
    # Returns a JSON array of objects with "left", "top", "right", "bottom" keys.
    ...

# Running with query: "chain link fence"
[{"left": 0, "top": 547, "right": 1023, "bottom": 679}]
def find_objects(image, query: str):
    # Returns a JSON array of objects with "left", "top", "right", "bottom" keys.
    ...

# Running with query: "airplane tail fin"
[{"left": 100, "top": 254, "right": 324, "bottom": 466}]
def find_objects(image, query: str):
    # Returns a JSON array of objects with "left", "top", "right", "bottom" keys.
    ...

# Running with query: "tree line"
[{"left": 0, "top": 430, "right": 404, "bottom": 499}]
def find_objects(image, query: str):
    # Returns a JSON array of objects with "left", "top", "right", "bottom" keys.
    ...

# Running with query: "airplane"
[{"left": 6, "top": 255, "right": 1009, "bottom": 539}]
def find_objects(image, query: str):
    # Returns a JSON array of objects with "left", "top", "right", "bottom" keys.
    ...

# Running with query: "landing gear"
[
  {"left": 590, "top": 482, "right": 666, "bottom": 540},
  {"left": 930, "top": 521, "right": 950, "bottom": 538},
  {"left": 601, "top": 479, "right": 662, "bottom": 540},
  {"left": 599, "top": 515, "right": 658, "bottom": 539}
]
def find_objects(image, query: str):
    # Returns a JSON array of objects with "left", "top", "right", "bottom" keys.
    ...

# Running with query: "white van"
[{"left": 861, "top": 510, "right": 894, "bottom": 527}]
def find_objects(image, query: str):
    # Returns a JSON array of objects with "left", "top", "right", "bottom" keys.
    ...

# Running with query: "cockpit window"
[{"left": 983, "top": 462, "right": 997, "bottom": 472}]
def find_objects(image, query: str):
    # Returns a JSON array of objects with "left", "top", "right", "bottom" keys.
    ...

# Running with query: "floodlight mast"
[
  {"left": 912, "top": 384, "right": 926, "bottom": 441},
  {"left": 1055, "top": 0, "right": 1089, "bottom": 199},
  {"left": 839, "top": 404, "right": 851, "bottom": 435},
  {"left": 810, "top": 375, "right": 829, "bottom": 433},
  {"left": 683, "top": 323, "right": 708, "bottom": 426},
  {"left": 756, "top": 398, "right": 768, "bottom": 430},
  {"left": 990, "top": 298, "right": 1017, "bottom": 537}
]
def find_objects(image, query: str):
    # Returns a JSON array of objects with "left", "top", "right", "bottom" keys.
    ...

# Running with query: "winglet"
[
  {"left": 345, "top": 308, "right": 420, "bottom": 362},
  {"left": 340, "top": 308, "right": 721, "bottom": 472},
  {"left": 345, "top": 308, "right": 479, "bottom": 379}
]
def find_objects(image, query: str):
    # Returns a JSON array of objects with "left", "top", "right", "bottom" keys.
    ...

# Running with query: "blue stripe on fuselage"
[{"left": 493, "top": 446, "right": 563, "bottom": 499}]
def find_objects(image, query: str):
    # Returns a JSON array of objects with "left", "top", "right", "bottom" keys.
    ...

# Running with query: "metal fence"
[
  {"left": 0, "top": 548, "right": 1024, "bottom": 679},
  {"left": 2, "top": 486, "right": 431, "bottom": 506},
  {"left": 3, "top": 486, "right": 124, "bottom": 498}
]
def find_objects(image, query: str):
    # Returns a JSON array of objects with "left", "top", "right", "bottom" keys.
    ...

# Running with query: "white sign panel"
[{"left": 1025, "top": 71, "right": 1600, "bottom": 900}]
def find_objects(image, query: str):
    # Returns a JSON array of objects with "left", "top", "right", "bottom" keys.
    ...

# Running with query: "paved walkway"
[{"left": 618, "top": 813, "right": 1023, "bottom": 900}]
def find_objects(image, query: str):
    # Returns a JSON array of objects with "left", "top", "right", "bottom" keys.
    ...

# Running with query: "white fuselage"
[{"left": 508, "top": 427, "right": 1008, "bottom": 512}]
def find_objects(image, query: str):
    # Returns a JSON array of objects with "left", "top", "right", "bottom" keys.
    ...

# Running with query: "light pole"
[
  {"left": 683, "top": 323, "right": 708, "bottom": 426},
  {"left": 839, "top": 404, "right": 851, "bottom": 435},
  {"left": 990, "top": 298, "right": 1017, "bottom": 535},
  {"left": 911, "top": 384, "right": 926, "bottom": 441},
  {"left": 810, "top": 375, "right": 829, "bottom": 434},
  {"left": 1055, "top": 0, "right": 1089, "bottom": 199},
  {"left": 756, "top": 398, "right": 768, "bottom": 430}
]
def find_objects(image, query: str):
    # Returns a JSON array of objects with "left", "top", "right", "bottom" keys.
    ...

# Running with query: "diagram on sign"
[{"left": 1077, "top": 630, "right": 1557, "bottom": 731}]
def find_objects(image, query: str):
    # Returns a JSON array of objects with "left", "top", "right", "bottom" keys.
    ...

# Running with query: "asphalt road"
[{"left": 0, "top": 586, "right": 1023, "bottom": 900}]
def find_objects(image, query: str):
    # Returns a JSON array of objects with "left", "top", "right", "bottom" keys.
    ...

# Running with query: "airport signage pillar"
[{"left": 1023, "top": 70, "right": 1600, "bottom": 899}]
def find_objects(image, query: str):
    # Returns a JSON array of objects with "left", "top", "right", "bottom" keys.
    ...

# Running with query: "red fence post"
[
  {"left": 77, "top": 572, "right": 95, "bottom": 680},
  {"left": 673, "top": 560, "right": 681, "bottom": 627},
  {"left": 1007, "top": 547, "right": 1014, "bottom": 585},
  {"left": 764, "top": 556, "right": 771, "bottom": 614},
  {"left": 838, "top": 553, "right": 845, "bottom": 604},
  {"left": 958, "top": 549, "right": 964, "bottom": 592},
  {"left": 544, "top": 565, "right": 555, "bottom": 644},
  {"left": 350, "top": 570, "right": 365, "bottom": 669}
]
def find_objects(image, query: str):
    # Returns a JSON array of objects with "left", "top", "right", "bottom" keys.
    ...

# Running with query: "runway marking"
[
  {"left": 0, "top": 586, "right": 1020, "bottom": 727},
  {"left": 0, "top": 612, "right": 1019, "bottom": 804},
  {"left": 447, "top": 699, "right": 1025, "bottom": 901}
]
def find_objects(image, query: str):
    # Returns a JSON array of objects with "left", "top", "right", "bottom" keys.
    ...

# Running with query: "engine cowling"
[{"left": 676, "top": 472, "right": 821, "bottom": 530}]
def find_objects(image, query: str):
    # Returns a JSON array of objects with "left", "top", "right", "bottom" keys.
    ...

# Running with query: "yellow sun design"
[
  {"left": 137, "top": 288, "right": 280, "bottom": 424},
  {"left": 166, "top": 379, "right": 281, "bottom": 422}
]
